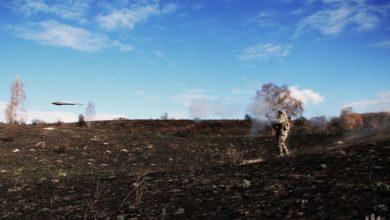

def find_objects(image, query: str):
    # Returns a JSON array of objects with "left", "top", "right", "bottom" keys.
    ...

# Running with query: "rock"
[
  {"left": 35, "top": 142, "right": 45, "bottom": 147},
  {"left": 58, "top": 171, "right": 67, "bottom": 177},
  {"left": 121, "top": 149, "right": 128, "bottom": 152},
  {"left": 90, "top": 136, "right": 100, "bottom": 141},
  {"left": 29, "top": 149, "right": 36, "bottom": 152},
  {"left": 319, "top": 164, "right": 327, "bottom": 170},
  {"left": 117, "top": 215, "right": 126, "bottom": 220},
  {"left": 174, "top": 208, "right": 185, "bottom": 215},
  {"left": 12, "top": 149, "right": 20, "bottom": 153},
  {"left": 242, "top": 180, "right": 251, "bottom": 188},
  {"left": 0, "top": 170, "right": 6, "bottom": 173},
  {"left": 41, "top": 208, "right": 51, "bottom": 213}
]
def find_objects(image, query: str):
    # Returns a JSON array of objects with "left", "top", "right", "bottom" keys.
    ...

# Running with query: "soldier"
[{"left": 273, "top": 110, "right": 290, "bottom": 156}]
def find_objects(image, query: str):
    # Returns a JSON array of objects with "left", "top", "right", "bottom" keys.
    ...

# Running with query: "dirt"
[{"left": 0, "top": 120, "right": 389, "bottom": 219}]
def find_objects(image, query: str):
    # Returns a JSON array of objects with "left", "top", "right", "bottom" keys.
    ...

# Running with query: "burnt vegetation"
[{"left": 0, "top": 112, "right": 389, "bottom": 219}]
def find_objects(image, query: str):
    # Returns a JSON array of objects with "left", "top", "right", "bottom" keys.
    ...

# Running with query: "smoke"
[
  {"left": 188, "top": 99, "right": 241, "bottom": 119},
  {"left": 246, "top": 96, "right": 276, "bottom": 136}
]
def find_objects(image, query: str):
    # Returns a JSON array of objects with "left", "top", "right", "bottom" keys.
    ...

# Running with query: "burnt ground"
[{"left": 0, "top": 120, "right": 389, "bottom": 219}]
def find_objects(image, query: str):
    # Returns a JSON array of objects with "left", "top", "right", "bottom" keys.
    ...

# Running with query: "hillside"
[{"left": 0, "top": 120, "right": 389, "bottom": 219}]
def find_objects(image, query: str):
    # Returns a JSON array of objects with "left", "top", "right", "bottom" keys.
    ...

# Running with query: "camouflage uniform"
[{"left": 273, "top": 111, "right": 290, "bottom": 156}]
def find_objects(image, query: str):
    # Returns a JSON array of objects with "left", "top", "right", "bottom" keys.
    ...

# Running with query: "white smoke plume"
[
  {"left": 189, "top": 100, "right": 241, "bottom": 119},
  {"left": 246, "top": 96, "right": 275, "bottom": 136}
]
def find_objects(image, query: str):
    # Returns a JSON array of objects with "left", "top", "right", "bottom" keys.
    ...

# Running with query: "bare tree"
[
  {"left": 160, "top": 112, "right": 169, "bottom": 120},
  {"left": 85, "top": 102, "right": 96, "bottom": 128},
  {"left": 250, "top": 83, "right": 303, "bottom": 121},
  {"left": 5, "top": 76, "right": 26, "bottom": 124}
]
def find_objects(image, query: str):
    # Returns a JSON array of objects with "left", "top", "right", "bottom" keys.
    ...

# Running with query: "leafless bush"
[
  {"left": 5, "top": 76, "right": 26, "bottom": 124},
  {"left": 308, "top": 116, "right": 328, "bottom": 132},
  {"left": 121, "top": 170, "right": 148, "bottom": 209},
  {"left": 78, "top": 114, "right": 86, "bottom": 127},
  {"left": 54, "top": 120, "right": 64, "bottom": 126},
  {"left": 31, "top": 119, "right": 46, "bottom": 126},
  {"left": 225, "top": 144, "right": 245, "bottom": 165},
  {"left": 160, "top": 112, "right": 169, "bottom": 120},
  {"left": 85, "top": 101, "right": 96, "bottom": 128},
  {"left": 84, "top": 179, "right": 109, "bottom": 219}
]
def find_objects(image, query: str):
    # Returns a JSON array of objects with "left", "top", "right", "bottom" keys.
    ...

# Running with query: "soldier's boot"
[
  {"left": 282, "top": 144, "right": 290, "bottom": 156},
  {"left": 279, "top": 147, "right": 284, "bottom": 157}
]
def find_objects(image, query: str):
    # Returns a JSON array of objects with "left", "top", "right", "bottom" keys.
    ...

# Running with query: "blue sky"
[{"left": 0, "top": 0, "right": 389, "bottom": 122}]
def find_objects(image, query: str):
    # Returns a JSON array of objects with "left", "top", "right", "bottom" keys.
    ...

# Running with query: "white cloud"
[
  {"left": 248, "top": 10, "right": 277, "bottom": 28},
  {"left": 289, "top": 86, "right": 324, "bottom": 104},
  {"left": 371, "top": 40, "right": 390, "bottom": 49},
  {"left": 111, "top": 40, "right": 134, "bottom": 52},
  {"left": 0, "top": 101, "right": 7, "bottom": 122},
  {"left": 11, "top": 0, "right": 90, "bottom": 23},
  {"left": 344, "top": 91, "right": 390, "bottom": 112},
  {"left": 171, "top": 90, "right": 242, "bottom": 119},
  {"left": 0, "top": 99, "right": 129, "bottom": 123},
  {"left": 296, "top": 0, "right": 389, "bottom": 35},
  {"left": 96, "top": 1, "right": 177, "bottom": 31},
  {"left": 97, "top": 5, "right": 159, "bottom": 31},
  {"left": 238, "top": 43, "right": 293, "bottom": 62},
  {"left": 161, "top": 3, "right": 178, "bottom": 14},
  {"left": 133, "top": 90, "right": 145, "bottom": 96},
  {"left": 188, "top": 100, "right": 240, "bottom": 119},
  {"left": 9, "top": 20, "right": 133, "bottom": 52},
  {"left": 26, "top": 110, "right": 129, "bottom": 123},
  {"left": 5, "top": 0, "right": 177, "bottom": 52},
  {"left": 27, "top": 110, "right": 78, "bottom": 123},
  {"left": 171, "top": 89, "right": 217, "bottom": 106},
  {"left": 10, "top": 20, "right": 108, "bottom": 51},
  {"left": 133, "top": 90, "right": 159, "bottom": 101},
  {"left": 192, "top": 3, "right": 203, "bottom": 10},
  {"left": 153, "top": 50, "right": 165, "bottom": 58},
  {"left": 231, "top": 88, "right": 252, "bottom": 96}
]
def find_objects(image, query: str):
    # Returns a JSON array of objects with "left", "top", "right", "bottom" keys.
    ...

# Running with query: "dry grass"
[
  {"left": 121, "top": 170, "right": 149, "bottom": 209},
  {"left": 225, "top": 144, "right": 245, "bottom": 165},
  {"left": 84, "top": 179, "right": 109, "bottom": 220}
]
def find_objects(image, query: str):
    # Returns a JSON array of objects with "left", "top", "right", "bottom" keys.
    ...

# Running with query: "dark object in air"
[{"left": 52, "top": 102, "right": 82, "bottom": 106}]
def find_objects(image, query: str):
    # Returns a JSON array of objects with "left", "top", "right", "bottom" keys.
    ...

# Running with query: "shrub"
[
  {"left": 340, "top": 107, "right": 363, "bottom": 130},
  {"left": 1, "top": 125, "right": 15, "bottom": 142},
  {"left": 78, "top": 114, "right": 86, "bottom": 127},
  {"left": 31, "top": 119, "right": 46, "bottom": 126},
  {"left": 54, "top": 120, "right": 64, "bottom": 126},
  {"left": 160, "top": 113, "right": 169, "bottom": 120},
  {"left": 308, "top": 116, "right": 328, "bottom": 132}
]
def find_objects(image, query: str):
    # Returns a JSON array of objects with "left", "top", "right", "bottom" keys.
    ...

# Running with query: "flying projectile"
[{"left": 52, "top": 102, "right": 82, "bottom": 106}]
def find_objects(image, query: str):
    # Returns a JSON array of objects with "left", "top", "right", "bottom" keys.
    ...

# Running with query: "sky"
[{"left": 0, "top": 0, "right": 389, "bottom": 122}]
